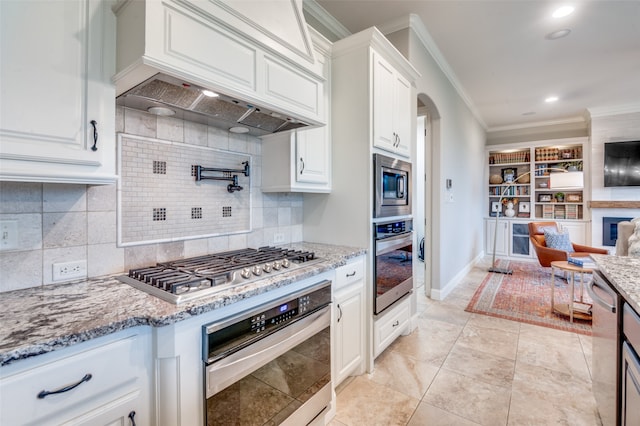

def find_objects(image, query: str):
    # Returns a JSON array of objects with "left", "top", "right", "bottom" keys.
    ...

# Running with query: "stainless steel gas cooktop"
[{"left": 117, "top": 247, "right": 319, "bottom": 304}]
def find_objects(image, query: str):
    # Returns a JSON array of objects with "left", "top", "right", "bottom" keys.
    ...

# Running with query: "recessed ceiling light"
[
  {"left": 147, "top": 106, "right": 175, "bottom": 116},
  {"left": 545, "top": 96, "right": 559, "bottom": 103},
  {"left": 545, "top": 28, "right": 571, "bottom": 40},
  {"left": 552, "top": 6, "right": 575, "bottom": 18},
  {"left": 202, "top": 89, "right": 219, "bottom": 97},
  {"left": 229, "top": 126, "right": 249, "bottom": 134}
]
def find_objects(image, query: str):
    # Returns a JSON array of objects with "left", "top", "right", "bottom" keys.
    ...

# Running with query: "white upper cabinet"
[
  {"left": 0, "top": 0, "right": 117, "bottom": 184},
  {"left": 296, "top": 127, "right": 331, "bottom": 185},
  {"left": 261, "top": 28, "right": 331, "bottom": 193},
  {"left": 372, "top": 52, "right": 412, "bottom": 157}
]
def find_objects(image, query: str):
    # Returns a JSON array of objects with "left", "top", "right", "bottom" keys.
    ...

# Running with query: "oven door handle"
[
  {"left": 205, "top": 305, "right": 331, "bottom": 398},
  {"left": 376, "top": 233, "right": 413, "bottom": 256}
]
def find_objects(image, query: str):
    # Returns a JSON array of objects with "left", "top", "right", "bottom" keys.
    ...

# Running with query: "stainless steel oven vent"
[{"left": 116, "top": 73, "right": 310, "bottom": 137}]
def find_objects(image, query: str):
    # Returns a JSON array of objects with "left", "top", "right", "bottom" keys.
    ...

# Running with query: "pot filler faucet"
[{"left": 194, "top": 161, "right": 250, "bottom": 193}]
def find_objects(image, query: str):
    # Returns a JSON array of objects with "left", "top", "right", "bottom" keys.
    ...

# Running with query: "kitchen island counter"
[
  {"left": 0, "top": 242, "right": 365, "bottom": 366},
  {"left": 591, "top": 254, "right": 640, "bottom": 313}
]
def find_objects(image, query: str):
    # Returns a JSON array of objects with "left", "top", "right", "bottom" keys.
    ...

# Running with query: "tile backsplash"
[
  {"left": 118, "top": 133, "right": 251, "bottom": 245},
  {"left": 0, "top": 107, "right": 303, "bottom": 292}
]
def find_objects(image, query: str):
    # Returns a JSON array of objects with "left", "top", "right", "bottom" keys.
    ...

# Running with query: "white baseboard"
[{"left": 430, "top": 252, "right": 485, "bottom": 300}]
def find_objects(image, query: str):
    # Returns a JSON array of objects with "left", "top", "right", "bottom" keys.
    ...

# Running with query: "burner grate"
[{"left": 121, "top": 247, "right": 319, "bottom": 302}]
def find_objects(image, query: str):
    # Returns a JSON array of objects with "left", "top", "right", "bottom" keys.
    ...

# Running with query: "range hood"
[
  {"left": 113, "top": 0, "right": 325, "bottom": 138},
  {"left": 116, "top": 74, "right": 310, "bottom": 137}
]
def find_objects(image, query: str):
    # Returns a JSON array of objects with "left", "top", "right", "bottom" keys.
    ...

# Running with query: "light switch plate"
[{"left": 0, "top": 220, "right": 18, "bottom": 250}]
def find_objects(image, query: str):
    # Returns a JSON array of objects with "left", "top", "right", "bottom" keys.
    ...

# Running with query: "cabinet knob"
[
  {"left": 392, "top": 320, "right": 400, "bottom": 327},
  {"left": 128, "top": 411, "right": 137, "bottom": 426},
  {"left": 337, "top": 304, "right": 343, "bottom": 322},
  {"left": 300, "top": 157, "right": 305, "bottom": 174},
  {"left": 346, "top": 271, "right": 356, "bottom": 277}
]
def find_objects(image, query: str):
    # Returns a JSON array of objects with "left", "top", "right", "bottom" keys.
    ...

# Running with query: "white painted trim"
[
  {"left": 587, "top": 103, "right": 640, "bottom": 118},
  {"left": 302, "top": 0, "right": 351, "bottom": 40},
  {"left": 430, "top": 252, "right": 484, "bottom": 300},
  {"left": 487, "top": 115, "right": 588, "bottom": 133}
]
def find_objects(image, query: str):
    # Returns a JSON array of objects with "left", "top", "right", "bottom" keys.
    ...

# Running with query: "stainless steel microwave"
[{"left": 373, "top": 153, "right": 412, "bottom": 218}]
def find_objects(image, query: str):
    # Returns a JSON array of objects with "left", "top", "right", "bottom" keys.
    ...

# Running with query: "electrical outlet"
[
  {"left": 53, "top": 260, "right": 87, "bottom": 281},
  {"left": 0, "top": 220, "right": 18, "bottom": 250},
  {"left": 274, "top": 233, "right": 285, "bottom": 244}
]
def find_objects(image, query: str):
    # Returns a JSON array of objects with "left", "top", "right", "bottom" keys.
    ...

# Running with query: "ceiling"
[{"left": 313, "top": 0, "right": 640, "bottom": 131}]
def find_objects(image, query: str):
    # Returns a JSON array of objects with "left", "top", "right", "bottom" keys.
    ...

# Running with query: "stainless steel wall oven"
[
  {"left": 202, "top": 280, "right": 332, "bottom": 426},
  {"left": 373, "top": 153, "right": 412, "bottom": 218},
  {"left": 374, "top": 219, "right": 413, "bottom": 314}
]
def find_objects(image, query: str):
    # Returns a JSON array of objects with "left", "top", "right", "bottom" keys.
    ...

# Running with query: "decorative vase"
[{"left": 505, "top": 202, "right": 516, "bottom": 217}]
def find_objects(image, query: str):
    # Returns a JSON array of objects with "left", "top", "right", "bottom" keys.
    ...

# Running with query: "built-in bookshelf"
[{"left": 486, "top": 138, "right": 586, "bottom": 221}]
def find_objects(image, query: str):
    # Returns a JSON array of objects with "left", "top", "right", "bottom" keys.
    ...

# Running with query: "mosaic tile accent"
[
  {"left": 153, "top": 160, "right": 167, "bottom": 174},
  {"left": 118, "top": 134, "right": 251, "bottom": 245},
  {"left": 153, "top": 208, "right": 167, "bottom": 221}
]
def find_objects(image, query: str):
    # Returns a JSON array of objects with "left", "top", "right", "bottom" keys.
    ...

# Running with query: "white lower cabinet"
[
  {"left": 373, "top": 295, "right": 411, "bottom": 358},
  {"left": 0, "top": 328, "right": 151, "bottom": 426},
  {"left": 485, "top": 219, "right": 509, "bottom": 257},
  {"left": 333, "top": 257, "right": 365, "bottom": 386}
]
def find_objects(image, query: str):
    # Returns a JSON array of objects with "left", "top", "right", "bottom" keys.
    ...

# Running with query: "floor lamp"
[{"left": 488, "top": 168, "right": 584, "bottom": 274}]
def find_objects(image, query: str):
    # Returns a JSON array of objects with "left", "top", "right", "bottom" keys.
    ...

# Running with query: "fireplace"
[{"left": 602, "top": 217, "right": 633, "bottom": 246}]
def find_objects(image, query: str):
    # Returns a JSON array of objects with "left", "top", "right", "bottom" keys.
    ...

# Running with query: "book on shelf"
[{"left": 567, "top": 256, "right": 596, "bottom": 268}]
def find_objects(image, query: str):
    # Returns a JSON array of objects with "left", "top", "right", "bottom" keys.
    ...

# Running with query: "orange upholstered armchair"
[{"left": 528, "top": 222, "right": 608, "bottom": 267}]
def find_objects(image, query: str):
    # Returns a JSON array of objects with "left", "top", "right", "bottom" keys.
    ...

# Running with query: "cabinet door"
[
  {"left": 334, "top": 283, "right": 364, "bottom": 386},
  {"left": 510, "top": 222, "right": 531, "bottom": 257},
  {"left": 393, "top": 73, "right": 412, "bottom": 158},
  {"left": 296, "top": 127, "right": 330, "bottom": 185},
  {"left": 0, "top": 0, "right": 116, "bottom": 183},
  {"left": 486, "top": 219, "right": 509, "bottom": 256},
  {"left": 372, "top": 53, "right": 396, "bottom": 152},
  {"left": 560, "top": 221, "right": 586, "bottom": 245}
]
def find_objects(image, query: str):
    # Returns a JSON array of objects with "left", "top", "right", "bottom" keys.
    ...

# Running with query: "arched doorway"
[{"left": 416, "top": 94, "right": 440, "bottom": 299}]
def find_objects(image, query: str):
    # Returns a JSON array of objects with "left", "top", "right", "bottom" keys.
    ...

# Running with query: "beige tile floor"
[{"left": 329, "top": 259, "right": 601, "bottom": 426}]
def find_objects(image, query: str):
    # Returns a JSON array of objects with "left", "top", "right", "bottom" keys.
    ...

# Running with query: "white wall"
[
  {"left": 385, "top": 19, "right": 486, "bottom": 298},
  {"left": 589, "top": 111, "right": 640, "bottom": 248}
]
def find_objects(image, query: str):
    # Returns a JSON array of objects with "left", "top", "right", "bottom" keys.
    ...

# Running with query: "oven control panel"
[
  {"left": 203, "top": 281, "right": 331, "bottom": 363},
  {"left": 375, "top": 219, "right": 413, "bottom": 239}
]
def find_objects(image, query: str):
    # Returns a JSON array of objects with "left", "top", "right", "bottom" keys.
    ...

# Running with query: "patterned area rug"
[{"left": 465, "top": 260, "right": 592, "bottom": 335}]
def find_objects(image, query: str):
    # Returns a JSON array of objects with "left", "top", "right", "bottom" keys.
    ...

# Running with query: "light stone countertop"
[
  {"left": 591, "top": 254, "right": 640, "bottom": 313},
  {"left": 0, "top": 242, "right": 366, "bottom": 366}
]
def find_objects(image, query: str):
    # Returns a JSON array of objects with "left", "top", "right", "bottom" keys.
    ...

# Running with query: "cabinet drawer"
[
  {"left": 374, "top": 296, "right": 410, "bottom": 357},
  {"left": 0, "top": 334, "right": 144, "bottom": 425},
  {"left": 334, "top": 258, "right": 365, "bottom": 291}
]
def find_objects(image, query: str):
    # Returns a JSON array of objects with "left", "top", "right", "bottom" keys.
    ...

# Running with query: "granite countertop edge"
[
  {"left": 0, "top": 243, "right": 366, "bottom": 367},
  {"left": 591, "top": 254, "right": 640, "bottom": 313}
]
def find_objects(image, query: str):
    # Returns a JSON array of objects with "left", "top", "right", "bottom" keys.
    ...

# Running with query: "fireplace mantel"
[{"left": 590, "top": 201, "right": 640, "bottom": 209}]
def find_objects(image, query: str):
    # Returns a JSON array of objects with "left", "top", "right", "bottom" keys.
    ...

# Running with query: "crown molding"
[
  {"left": 487, "top": 116, "right": 588, "bottom": 133},
  {"left": 302, "top": 0, "right": 351, "bottom": 41},
  {"left": 378, "top": 14, "right": 487, "bottom": 130},
  {"left": 587, "top": 103, "right": 640, "bottom": 118}
]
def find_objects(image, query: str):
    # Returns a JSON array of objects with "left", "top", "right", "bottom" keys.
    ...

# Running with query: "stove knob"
[
  {"left": 263, "top": 263, "right": 272, "bottom": 273},
  {"left": 282, "top": 259, "right": 291, "bottom": 268},
  {"left": 252, "top": 265, "right": 262, "bottom": 276},
  {"left": 272, "top": 261, "right": 281, "bottom": 271},
  {"left": 240, "top": 267, "right": 252, "bottom": 279}
]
